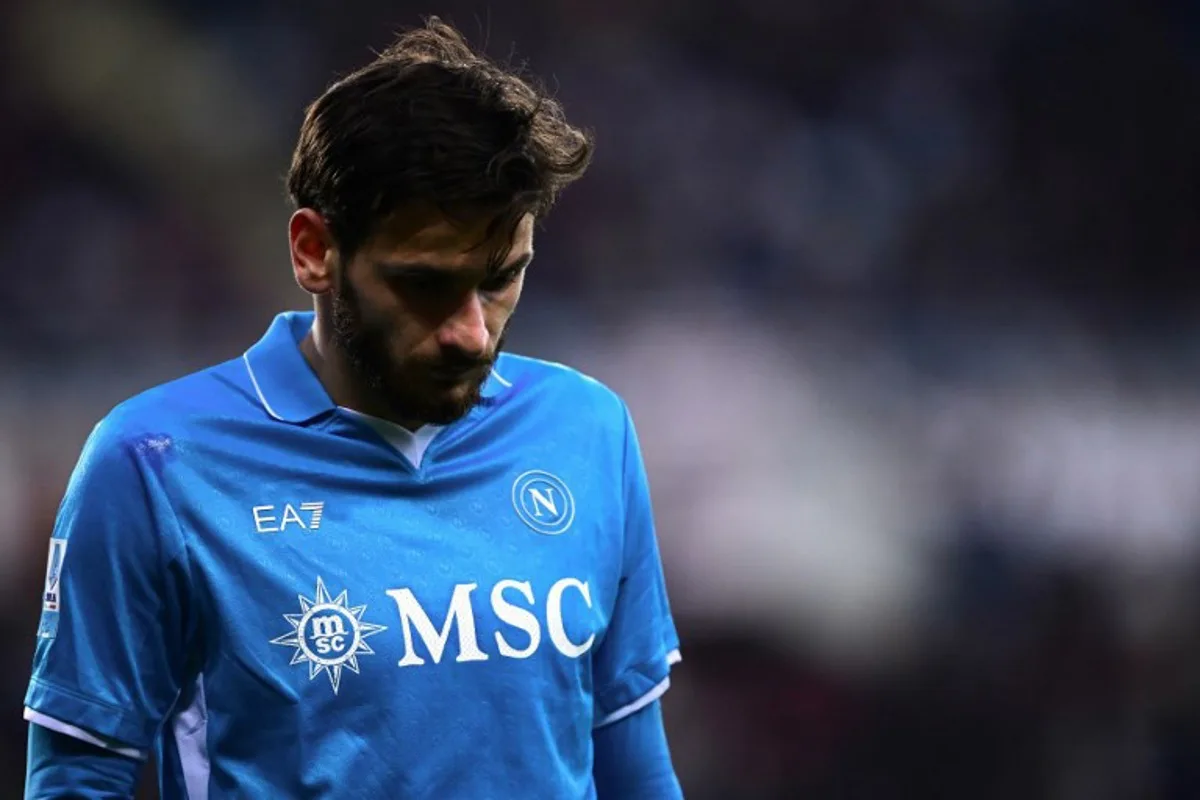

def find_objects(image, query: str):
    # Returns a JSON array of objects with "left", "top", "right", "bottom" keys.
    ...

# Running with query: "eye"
[
  {"left": 479, "top": 267, "right": 523, "bottom": 293},
  {"left": 395, "top": 273, "right": 451, "bottom": 295}
]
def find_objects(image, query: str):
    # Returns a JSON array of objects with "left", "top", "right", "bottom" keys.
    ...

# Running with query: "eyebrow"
[{"left": 376, "top": 251, "right": 534, "bottom": 280}]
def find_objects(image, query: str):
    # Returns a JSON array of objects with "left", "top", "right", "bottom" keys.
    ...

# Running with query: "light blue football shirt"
[{"left": 25, "top": 311, "right": 680, "bottom": 799}]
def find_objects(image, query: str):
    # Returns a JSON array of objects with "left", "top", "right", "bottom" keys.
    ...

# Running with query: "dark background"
[{"left": 3, "top": 1, "right": 1200, "bottom": 797}]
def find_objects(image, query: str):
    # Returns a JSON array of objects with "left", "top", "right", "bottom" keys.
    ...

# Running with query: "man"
[{"left": 24, "top": 18, "right": 682, "bottom": 799}]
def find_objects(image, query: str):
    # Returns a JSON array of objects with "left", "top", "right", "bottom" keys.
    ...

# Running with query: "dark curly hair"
[{"left": 287, "top": 16, "right": 594, "bottom": 266}]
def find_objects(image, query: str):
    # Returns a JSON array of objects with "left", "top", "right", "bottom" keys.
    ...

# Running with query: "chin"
[
  {"left": 405, "top": 382, "right": 484, "bottom": 426},
  {"left": 419, "top": 402, "right": 475, "bottom": 426}
]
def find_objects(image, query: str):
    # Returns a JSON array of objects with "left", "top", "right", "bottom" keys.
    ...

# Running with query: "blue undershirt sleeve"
[
  {"left": 592, "top": 699, "right": 683, "bottom": 799},
  {"left": 26, "top": 723, "right": 142, "bottom": 799}
]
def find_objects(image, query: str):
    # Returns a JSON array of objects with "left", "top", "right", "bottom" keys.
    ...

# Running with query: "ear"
[{"left": 289, "top": 209, "right": 338, "bottom": 294}]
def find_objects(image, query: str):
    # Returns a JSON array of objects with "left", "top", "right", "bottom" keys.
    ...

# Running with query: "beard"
[{"left": 330, "top": 280, "right": 504, "bottom": 426}]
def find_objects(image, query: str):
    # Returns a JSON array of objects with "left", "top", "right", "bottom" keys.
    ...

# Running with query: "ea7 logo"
[{"left": 254, "top": 502, "right": 325, "bottom": 533}]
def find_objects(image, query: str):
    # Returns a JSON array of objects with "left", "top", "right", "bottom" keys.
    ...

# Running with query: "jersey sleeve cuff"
[
  {"left": 593, "top": 648, "right": 682, "bottom": 729},
  {"left": 24, "top": 677, "right": 153, "bottom": 753},
  {"left": 593, "top": 675, "right": 672, "bottom": 729},
  {"left": 24, "top": 707, "right": 147, "bottom": 760}
]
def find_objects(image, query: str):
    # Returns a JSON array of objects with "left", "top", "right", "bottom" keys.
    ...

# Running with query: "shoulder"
[
  {"left": 494, "top": 352, "right": 630, "bottom": 428},
  {"left": 88, "top": 357, "right": 261, "bottom": 460}
]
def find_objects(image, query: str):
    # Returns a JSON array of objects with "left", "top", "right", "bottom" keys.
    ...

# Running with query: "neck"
[{"left": 300, "top": 318, "right": 423, "bottom": 432}]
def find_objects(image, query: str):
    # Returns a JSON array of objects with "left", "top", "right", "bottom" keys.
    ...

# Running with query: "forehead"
[{"left": 362, "top": 209, "right": 534, "bottom": 268}]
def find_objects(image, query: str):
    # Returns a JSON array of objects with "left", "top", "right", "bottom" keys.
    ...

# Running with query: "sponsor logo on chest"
[
  {"left": 263, "top": 470, "right": 591, "bottom": 693},
  {"left": 271, "top": 577, "right": 595, "bottom": 694}
]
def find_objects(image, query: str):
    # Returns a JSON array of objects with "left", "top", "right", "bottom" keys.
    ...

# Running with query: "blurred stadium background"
[{"left": 4, "top": 0, "right": 1200, "bottom": 797}]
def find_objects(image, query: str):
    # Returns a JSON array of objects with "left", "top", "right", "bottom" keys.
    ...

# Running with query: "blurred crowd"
[{"left": 2, "top": 0, "right": 1199, "bottom": 797}]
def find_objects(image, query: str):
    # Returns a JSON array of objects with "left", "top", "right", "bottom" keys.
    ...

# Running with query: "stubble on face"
[
  {"left": 323, "top": 211, "right": 530, "bottom": 427},
  {"left": 328, "top": 275, "right": 506, "bottom": 426}
]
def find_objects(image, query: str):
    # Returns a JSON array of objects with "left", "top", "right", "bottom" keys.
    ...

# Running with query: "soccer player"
[{"left": 24, "top": 18, "right": 682, "bottom": 799}]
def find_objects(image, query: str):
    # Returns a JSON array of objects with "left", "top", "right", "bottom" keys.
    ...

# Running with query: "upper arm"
[
  {"left": 25, "top": 419, "right": 195, "bottom": 756},
  {"left": 592, "top": 402, "right": 681, "bottom": 729}
]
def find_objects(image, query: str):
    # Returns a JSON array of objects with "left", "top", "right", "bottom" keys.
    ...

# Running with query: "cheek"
[
  {"left": 497, "top": 275, "right": 525, "bottom": 313},
  {"left": 486, "top": 287, "right": 522, "bottom": 332},
  {"left": 348, "top": 277, "right": 401, "bottom": 320},
  {"left": 355, "top": 290, "right": 426, "bottom": 353}
]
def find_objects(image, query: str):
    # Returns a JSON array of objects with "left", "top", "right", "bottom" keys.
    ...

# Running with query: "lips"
[{"left": 427, "top": 364, "right": 486, "bottom": 384}]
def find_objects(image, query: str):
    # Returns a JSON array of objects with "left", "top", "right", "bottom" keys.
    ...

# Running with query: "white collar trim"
[{"left": 339, "top": 407, "right": 443, "bottom": 469}]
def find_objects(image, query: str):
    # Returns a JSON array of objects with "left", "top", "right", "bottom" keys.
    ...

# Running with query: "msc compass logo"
[
  {"left": 270, "top": 577, "right": 387, "bottom": 695},
  {"left": 512, "top": 470, "right": 575, "bottom": 535}
]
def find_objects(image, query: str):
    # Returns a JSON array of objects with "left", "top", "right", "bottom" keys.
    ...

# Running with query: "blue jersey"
[{"left": 25, "top": 311, "right": 680, "bottom": 799}]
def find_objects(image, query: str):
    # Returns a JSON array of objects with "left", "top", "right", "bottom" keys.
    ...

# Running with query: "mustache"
[
  {"left": 427, "top": 330, "right": 508, "bottom": 375},
  {"left": 424, "top": 351, "right": 495, "bottom": 375}
]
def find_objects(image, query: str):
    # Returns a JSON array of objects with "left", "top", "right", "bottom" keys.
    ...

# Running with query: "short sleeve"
[
  {"left": 592, "top": 403, "right": 680, "bottom": 729},
  {"left": 24, "top": 419, "right": 194, "bottom": 753}
]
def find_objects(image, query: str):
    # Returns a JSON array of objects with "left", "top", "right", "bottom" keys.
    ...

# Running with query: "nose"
[{"left": 437, "top": 291, "right": 489, "bottom": 358}]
